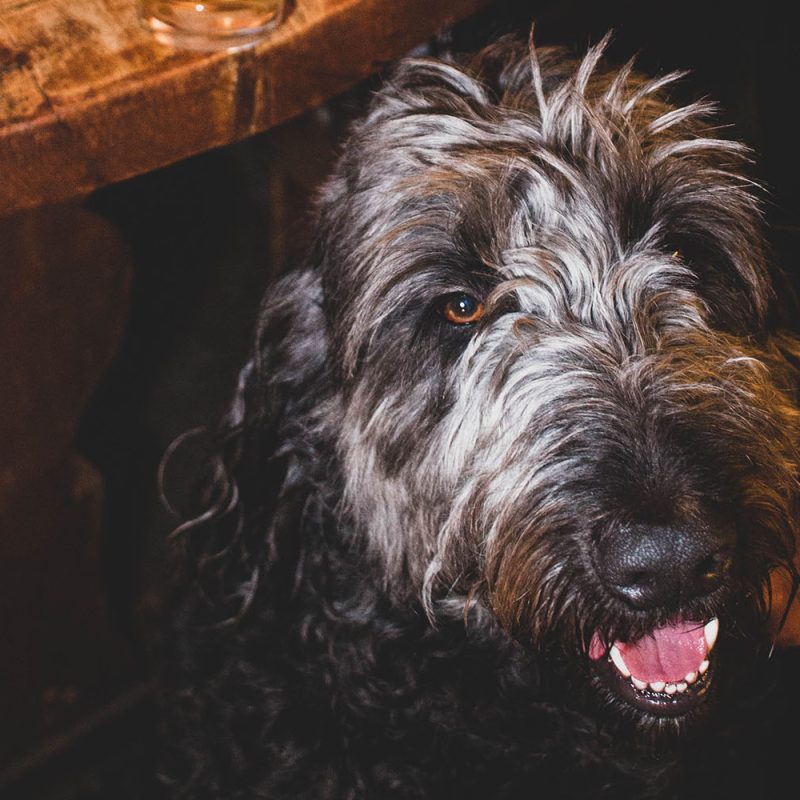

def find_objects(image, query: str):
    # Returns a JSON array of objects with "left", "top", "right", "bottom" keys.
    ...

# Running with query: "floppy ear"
[{"left": 169, "top": 267, "right": 332, "bottom": 626}]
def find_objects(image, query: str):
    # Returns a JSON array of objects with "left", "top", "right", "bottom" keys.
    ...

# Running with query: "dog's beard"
[
  {"left": 494, "top": 587, "right": 772, "bottom": 748},
  {"left": 472, "top": 496, "right": 777, "bottom": 736}
]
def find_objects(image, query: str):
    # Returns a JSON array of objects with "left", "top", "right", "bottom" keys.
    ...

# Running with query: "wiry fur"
[{"left": 159, "top": 35, "right": 800, "bottom": 799}]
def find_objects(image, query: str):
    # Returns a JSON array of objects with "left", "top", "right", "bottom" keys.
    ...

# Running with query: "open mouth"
[{"left": 589, "top": 618, "right": 719, "bottom": 717}]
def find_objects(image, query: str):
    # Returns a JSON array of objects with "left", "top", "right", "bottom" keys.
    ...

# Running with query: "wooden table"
[
  {"left": 0, "top": 0, "right": 490, "bottom": 216},
  {"left": 0, "top": 0, "right": 490, "bottom": 787}
]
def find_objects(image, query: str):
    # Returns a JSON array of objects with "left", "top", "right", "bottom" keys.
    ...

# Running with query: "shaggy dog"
[{"left": 160, "top": 34, "right": 800, "bottom": 799}]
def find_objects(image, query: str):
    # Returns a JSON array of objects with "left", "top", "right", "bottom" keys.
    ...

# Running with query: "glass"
[{"left": 139, "top": 0, "right": 286, "bottom": 52}]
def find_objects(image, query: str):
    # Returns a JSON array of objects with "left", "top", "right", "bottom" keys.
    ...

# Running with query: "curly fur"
[{"left": 159, "top": 34, "right": 800, "bottom": 799}]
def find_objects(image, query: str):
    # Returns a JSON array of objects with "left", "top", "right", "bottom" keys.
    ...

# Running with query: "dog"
[{"left": 158, "top": 33, "right": 800, "bottom": 799}]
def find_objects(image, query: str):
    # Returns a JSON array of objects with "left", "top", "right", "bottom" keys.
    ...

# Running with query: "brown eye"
[
  {"left": 440, "top": 293, "right": 485, "bottom": 325},
  {"left": 671, "top": 249, "right": 682, "bottom": 261}
]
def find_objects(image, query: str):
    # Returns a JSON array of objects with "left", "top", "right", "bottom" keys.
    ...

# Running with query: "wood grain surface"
[{"left": 0, "top": 0, "right": 490, "bottom": 216}]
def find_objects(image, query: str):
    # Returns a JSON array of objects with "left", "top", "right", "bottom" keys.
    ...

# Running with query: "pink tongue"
[{"left": 617, "top": 620, "right": 707, "bottom": 683}]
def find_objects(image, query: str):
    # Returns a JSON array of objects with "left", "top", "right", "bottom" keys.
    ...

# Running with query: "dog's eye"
[{"left": 439, "top": 293, "right": 485, "bottom": 326}]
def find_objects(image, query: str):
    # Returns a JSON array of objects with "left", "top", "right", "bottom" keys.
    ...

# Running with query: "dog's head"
[{"left": 227, "top": 35, "right": 800, "bottom": 738}]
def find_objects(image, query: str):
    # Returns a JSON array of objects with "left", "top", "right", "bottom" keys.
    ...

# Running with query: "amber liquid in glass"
[{"left": 140, "top": 0, "right": 284, "bottom": 51}]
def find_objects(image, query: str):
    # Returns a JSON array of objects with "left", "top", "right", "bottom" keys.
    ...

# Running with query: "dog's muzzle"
[{"left": 588, "top": 522, "right": 732, "bottom": 717}]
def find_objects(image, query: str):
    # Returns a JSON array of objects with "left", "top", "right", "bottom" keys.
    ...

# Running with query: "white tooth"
[
  {"left": 665, "top": 683, "right": 678, "bottom": 695},
  {"left": 676, "top": 682, "right": 688, "bottom": 693},
  {"left": 649, "top": 681, "right": 666, "bottom": 692},
  {"left": 684, "top": 671, "right": 698, "bottom": 684},
  {"left": 704, "top": 618, "right": 719, "bottom": 652},
  {"left": 609, "top": 645, "right": 631, "bottom": 677},
  {"left": 699, "top": 660, "right": 710, "bottom": 675},
  {"left": 632, "top": 677, "right": 648, "bottom": 691}
]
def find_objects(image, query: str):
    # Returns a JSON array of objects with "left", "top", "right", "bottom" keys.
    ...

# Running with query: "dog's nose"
[{"left": 596, "top": 523, "right": 733, "bottom": 609}]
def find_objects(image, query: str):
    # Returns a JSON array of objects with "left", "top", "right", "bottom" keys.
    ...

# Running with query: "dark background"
[{"left": 6, "top": 1, "right": 798, "bottom": 796}]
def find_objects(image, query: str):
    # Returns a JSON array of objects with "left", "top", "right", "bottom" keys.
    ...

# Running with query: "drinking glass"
[{"left": 139, "top": 0, "right": 286, "bottom": 52}]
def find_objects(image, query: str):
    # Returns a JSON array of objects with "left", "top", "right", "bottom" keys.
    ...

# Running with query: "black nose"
[{"left": 596, "top": 522, "right": 733, "bottom": 609}]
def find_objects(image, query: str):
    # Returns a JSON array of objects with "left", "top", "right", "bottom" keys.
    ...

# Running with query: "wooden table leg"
[{"left": 0, "top": 203, "right": 139, "bottom": 779}]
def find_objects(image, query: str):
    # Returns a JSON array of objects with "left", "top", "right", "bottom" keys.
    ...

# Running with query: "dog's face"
[{"left": 301, "top": 37, "right": 800, "bottom": 735}]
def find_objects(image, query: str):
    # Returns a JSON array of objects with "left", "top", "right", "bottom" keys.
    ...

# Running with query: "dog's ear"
[
  {"left": 225, "top": 267, "right": 329, "bottom": 471},
  {"left": 169, "top": 268, "right": 331, "bottom": 625}
]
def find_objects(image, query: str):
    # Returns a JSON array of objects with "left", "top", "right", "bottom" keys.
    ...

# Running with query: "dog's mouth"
[{"left": 588, "top": 617, "right": 719, "bottom": 718}]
